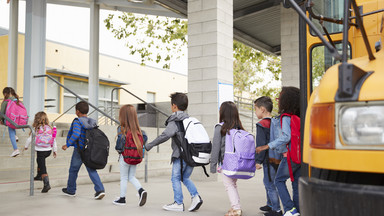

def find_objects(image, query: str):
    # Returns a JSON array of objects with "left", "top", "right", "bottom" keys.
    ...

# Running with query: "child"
[
  {"left": 145, "top": 92, "right": 203, "bottom": 212},
  {"left": 0, "top": 87, "right": 21, "bottom": 157},
  {"left": 24, "top": 112, "right": 57, "bottom": 193},
  {"left": 61, "top": 101, "right": 105, "bottom": 199},
  {"left": 210, "top": 101, "right": 246, "bottom": 216},
  {"left": 256, "top": 87, "right": 301, "bottom": 216},
  {"left": 113, "top": 104, "right": 147, "bottom": 206},
  {"left": 254, "top": 96, "right": 282, "bottom": 216}
]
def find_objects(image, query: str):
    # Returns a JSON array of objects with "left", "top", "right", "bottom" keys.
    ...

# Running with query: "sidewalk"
[{"left": 0, "top": 172, "right": 269, "bottom": 216}]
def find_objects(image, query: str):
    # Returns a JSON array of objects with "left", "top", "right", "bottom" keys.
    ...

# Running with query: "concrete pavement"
[{"left": 0, "top": 171, "right": 274, "bottom": 216}]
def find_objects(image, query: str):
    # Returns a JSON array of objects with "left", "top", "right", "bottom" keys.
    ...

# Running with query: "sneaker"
[
  {"left": 113, "top": 197, "right": 126, "bottom": 206},
  {"left": 162, "top": 201, "right": 184, "bottom": 212},
  {"left": 283, "top": 207, "right": 300, "bottom": 216},
  {"left": 138, "top": 189, "right": 147, "bottom": 207},
  {"left": 188, "top": 195, "right": 203, "bottom": 211},
  {"left": 260, "top": 205, "right": 272, "bottom": 212},
  {"left": 94, "top": 191, "right": 105, "bottom": 200},
  {"left": 10, "top": 149, "right": 20, "bottom": 157},
  {"left": 62, "top": 188, "right": 76, "bottom": 197},
  {"left": 265, "top": 210, "right": 283, "bottom": 216},
  {"left": 15, "top": 135, "right": 19, "bottom": 142}
]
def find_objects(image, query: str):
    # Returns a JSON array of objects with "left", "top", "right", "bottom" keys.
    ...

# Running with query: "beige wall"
[
  {"left": 0, "top": 34, "right": 187, "bottom": 105},
  {"left": 45, "top": 42, "right": 187, "bottom": 104}
]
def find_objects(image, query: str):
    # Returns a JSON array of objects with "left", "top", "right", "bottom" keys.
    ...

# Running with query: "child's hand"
[
  {"left": 62, "top": 145, "right": 67, "bottom": 151},
  {"left": 217, "top": 165, "right": 222, "bottom": 173},
  {"left": 256, "top": 163, "right": 262, "bottom": 170},
  {"left": 256, "top": 145, "right": 269, "bottom": 153},
  {"left": 53, "top": 152, "right": 57, "bottom": 158}
]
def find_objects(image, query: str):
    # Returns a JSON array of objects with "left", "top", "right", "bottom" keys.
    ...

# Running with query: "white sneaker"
[
  {"left": 162, "top": 201, "right": 184, "bottom": 212},
  {"left": 283, "top": 207, "right": 300, "bottom": 216},
  {"left": 188, "top": 195, "right": 203, "bottom": 211},
  {"left": 10, "top": 149, "right": 20, "bottom": 157}
]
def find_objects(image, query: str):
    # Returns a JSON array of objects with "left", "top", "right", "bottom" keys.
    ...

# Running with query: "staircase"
[{"left": 0, "top": 123, "right": 174, "bottom": 193}]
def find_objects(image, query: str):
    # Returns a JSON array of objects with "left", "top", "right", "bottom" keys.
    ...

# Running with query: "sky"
[{"left": 0, "top": 1, "right": 188, "bottom": 75}]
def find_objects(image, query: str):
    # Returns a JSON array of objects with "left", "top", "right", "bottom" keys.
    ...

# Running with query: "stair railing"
[
  {"left": 34, "top": 75, "right": 120, "bottom": 125},
  {"left": 0, "top": 112, "right": 36, "bottom": 196},
  {"left": 234, "top": 95, "right": 256, "bottom": 133}
]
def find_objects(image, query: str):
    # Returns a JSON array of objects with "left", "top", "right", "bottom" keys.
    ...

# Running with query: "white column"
[
  {"left": 281, "top": 4, "right": 300, "bottom": 87},
  {"left": 23, "top": 0, "right": 46, "bottom": 118},
  {"left": 8, "top": 0, "right": 18, "bottom": 89},
  {"left": 188, "top": 0, "right": 233, "bottom": 181},
  {"left": 88, "top": 2, "right": 100, "bottom": 119}
]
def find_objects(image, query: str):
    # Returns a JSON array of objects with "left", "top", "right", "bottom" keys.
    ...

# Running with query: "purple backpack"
[
  {"left": 4, "top": 99, "right": 28, "bottom": 129},
  {"left": 222, "top": 128, "right": 256, "bottom": 179}
]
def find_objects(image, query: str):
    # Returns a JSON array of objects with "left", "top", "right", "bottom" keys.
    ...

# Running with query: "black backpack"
[{"left": 77, "top": 121, "right": 110, "bottom": 170}]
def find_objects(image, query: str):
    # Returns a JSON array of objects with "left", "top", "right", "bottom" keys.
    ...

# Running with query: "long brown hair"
[
  {"left": 119, "top": 104, "right": 143, "bottom": 157},
  {"left": 3, "top": 87, "right": 20, "bottom": 104},
  {"left": 31, "top": 111, "right": 51, "bottom": 135},
  {"left": 219, "top": 101, "right": 244, "bottom": 136}
]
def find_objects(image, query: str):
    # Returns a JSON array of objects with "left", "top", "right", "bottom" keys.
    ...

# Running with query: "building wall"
[
  {"left": 0, "top": 34, "right": 187, "bottom": 122},
  {"left": 280, "top": 4, "right": 300, "bottom": 88}
]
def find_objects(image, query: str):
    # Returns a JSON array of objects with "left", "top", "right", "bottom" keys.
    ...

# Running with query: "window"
[
  {"left": 311, "top": 42, "right": 351, "bottom": 90},
  {"left": 147, "top": 92, "right": 156, "bottom": 103},
  {"left": 310, "top": 0, "right": 344, "bottom": 35}
]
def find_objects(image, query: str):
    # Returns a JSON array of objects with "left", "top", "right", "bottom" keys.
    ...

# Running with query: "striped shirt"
[{"left": 66, "top": 118, "right": 86, "bottom": 149}]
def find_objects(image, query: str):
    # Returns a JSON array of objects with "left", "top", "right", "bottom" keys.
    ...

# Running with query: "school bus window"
[
  {"left": 310, "top": 43, "right": 351, "bottom": 90},
  {"left": 309, "top": 0, "right": 344, "bottom": 36}
]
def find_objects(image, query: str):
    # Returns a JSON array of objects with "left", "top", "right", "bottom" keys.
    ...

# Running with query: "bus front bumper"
[{"left": 299, "top": 177, "right": 384, "bottom": 216}]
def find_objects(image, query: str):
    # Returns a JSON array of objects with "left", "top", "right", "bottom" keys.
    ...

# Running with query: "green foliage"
[
  {"left": 311, "top": 46, "right": 325, "bottom": 88},
  {"left": 104, "top": 13, "right": 187, "bottom": 69}
]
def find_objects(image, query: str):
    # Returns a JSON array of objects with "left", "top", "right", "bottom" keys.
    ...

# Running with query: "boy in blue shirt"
[{"left": 61, "top": 101, "right": 105, "bottom": 199}]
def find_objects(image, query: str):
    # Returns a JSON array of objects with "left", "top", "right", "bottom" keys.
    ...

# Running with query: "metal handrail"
[
  {"left": 110, "top": 87, "right": 169, "bottom": 125},
  {"left": 52, "top": 104, "right": 76, "bottom": 124},
  {"left": 0, "top": 112, "right": 36, "bottom": 196},
  {"left": 34, "top": 75, "right": 120, "bottom": 125},
  {"left": 234, "top": 96, "right": 255, "bottom": 133}
]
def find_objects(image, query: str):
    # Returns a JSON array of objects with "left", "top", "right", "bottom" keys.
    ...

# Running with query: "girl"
[
  {"left": 25, "top": 111, "right": 57, "bottom": 193},
  {"left": 113, "top": 104, "right": 147, "bottom": 206},
  {"left": 256, "top": 86, "right": 301, "bottom": 216},
  {"left": 210, "top": 101, "right": 245, "bottom": 216},
  {"left": 1, "top": 87, "right": 21, "bottom": 157}
]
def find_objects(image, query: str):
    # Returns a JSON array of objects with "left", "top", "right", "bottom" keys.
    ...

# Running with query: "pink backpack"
[
  {"left": 4, "top": 99, "right": 28, "bottom": 129},
  {"left": 35, "top": 125, "right": 55, "bottom": 148}
]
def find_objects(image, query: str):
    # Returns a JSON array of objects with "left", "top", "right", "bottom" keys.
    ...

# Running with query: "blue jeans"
[
  {"left": 172, "top": 158, "right": 198, "bottom": 204},
  {"left": 8, "top": 127, "right": 17, "bottom": 150},
  {"left": 66, "top": 148, "right": 104, "bottom": 193},
  {"left": 263, "top": 161, "right": 281, "bottom": 212},
  {"left": 274, "top": 157, "right": 301, "bottom": 213},
  {"left": 119, "top": 155, "right": 142, "bottom": 197}
]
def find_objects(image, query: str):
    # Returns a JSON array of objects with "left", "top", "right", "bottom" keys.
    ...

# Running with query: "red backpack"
[
  {"left": 122, "top": 130, "right": 144, "bottom": 165},
  {"left": 280, "top": 113, "right": 301, "bottom": 182}
]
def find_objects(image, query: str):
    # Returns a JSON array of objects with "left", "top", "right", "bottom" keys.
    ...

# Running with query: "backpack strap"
[{"left": 280, "top": 113, "right": 296, "bottom": 182}]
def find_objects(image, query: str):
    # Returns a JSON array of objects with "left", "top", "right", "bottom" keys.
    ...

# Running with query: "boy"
[
  {"left": 145, "top": 92, "right": 203, "bottom": 212},
  {"left": 61, "top": 101, "right": 105, "bottom": 200},
  {"left": 254, "top": 96, "right": 282, "bottom": 216}
]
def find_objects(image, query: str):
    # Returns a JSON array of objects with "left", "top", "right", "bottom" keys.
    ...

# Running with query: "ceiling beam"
[
  {"left": 234, "top": 0, "right": 281, "bottom": 22},
  {"left": 234, "top": 28, "right": 280, "bottom": 55},
  {"left": 155, "top": 0, "right": 187, "bottom": 17}
]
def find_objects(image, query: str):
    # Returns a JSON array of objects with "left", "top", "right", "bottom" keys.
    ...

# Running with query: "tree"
[{"left": 105, "top": 12, "right": 281, "bottom": 107}]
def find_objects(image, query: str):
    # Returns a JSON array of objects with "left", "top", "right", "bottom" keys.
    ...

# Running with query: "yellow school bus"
[{"left": 287, "top": 0, "right": 384, "bottom": 215}]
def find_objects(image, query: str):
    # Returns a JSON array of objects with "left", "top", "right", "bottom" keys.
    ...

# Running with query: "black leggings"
[{"left": 36, "top": 151, "right": 52, "bottom": 175}]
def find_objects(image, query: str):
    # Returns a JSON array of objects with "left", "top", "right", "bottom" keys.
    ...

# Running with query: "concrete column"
[
  {"left": 281, "top": 4, "right": 300, "bottom": 87},
  {"left": 8, "top": 0, "right": 18, "bottom": 90},
  {"left": 188, "top": 0, "right": 233, "bottom": 181},
  {"left": 23, "top": 0, "right": 46, "bottom": 118},
  {"left": 89, "top": 2, "right": 100, "bottom": 119}
]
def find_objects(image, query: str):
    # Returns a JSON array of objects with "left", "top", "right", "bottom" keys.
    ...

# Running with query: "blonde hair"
[
  {"left": 119, "top": 105, "right": 143, "bottom": 158},
  {"left": 32, "top": 112, "right": 51, "bottom": 135}
]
